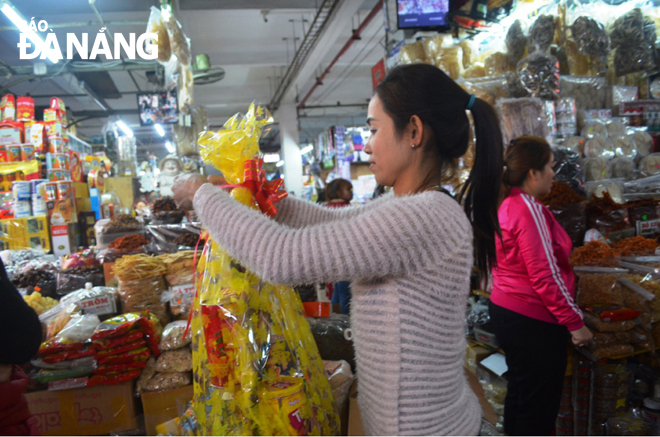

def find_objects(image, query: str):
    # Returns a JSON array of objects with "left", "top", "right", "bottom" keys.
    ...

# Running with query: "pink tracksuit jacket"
[{"left": 491, "top": 187, "right": 584, "bottom": 331}]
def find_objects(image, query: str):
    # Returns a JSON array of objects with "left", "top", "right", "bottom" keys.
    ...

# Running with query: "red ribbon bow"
[{"left": 240, "top": 158, "right": 287, "bottom": 217}]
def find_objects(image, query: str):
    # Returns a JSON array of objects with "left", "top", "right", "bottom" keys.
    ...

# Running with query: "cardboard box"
[
  {"left": 465, "top": 343, "right": 491, "bottom": 375},
  {"left": 51, "top": 223, "right": 78, "bottom": 257},
  {"left": 141, "top": 385, "right": 194, "bottom": 436},
  {"left": 25, "top": 381, "right": 140, "bottom": 436},
  {"left": 347, "top": 380, "right": 364, "bottom": 436}
]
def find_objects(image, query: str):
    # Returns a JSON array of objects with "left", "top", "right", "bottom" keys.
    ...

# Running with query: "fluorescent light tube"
[
  {"left": 154, "top": 124, "right": 165, "bottom": 137},
  {"left": 116, "top": 120, "right": 134, "bottom": 138}
]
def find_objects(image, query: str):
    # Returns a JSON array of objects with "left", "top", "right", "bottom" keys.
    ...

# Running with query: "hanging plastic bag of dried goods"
[
  {"left": 517, "top": 51, "right": 561, "bottom": 100},
  {"left": 146, "top": 6, "right": 172, "bottom": 63},
  {"left": 190, "top": 103, "right": 340, "bottom": 436}
]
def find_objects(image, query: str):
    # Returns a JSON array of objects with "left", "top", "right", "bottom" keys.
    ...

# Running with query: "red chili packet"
[
  {"left": 94, "top": 330, "right": 144, "bottom": 350},
  {"left": 38, "top": 338, "right": 84, "bottom": 356},
  {"left": 42, "top": 347, "right": 95, "bottom": 363},
  {"left": 97, "top": 347, "right": 151, "bottom": 366},
  {"left": 91, "top": 313, "right": 143, "bottom": 341},
  {"left": 87, "top": 370, "right": 142, "bottom": 386},
  {"left": 94, "top": 339, "right": 147, "bottom": 358},
  {"left": 92, "top": 361, "right": 147, "bottom": 375}
]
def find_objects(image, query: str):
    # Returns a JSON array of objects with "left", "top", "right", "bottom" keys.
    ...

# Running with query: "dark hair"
[
  {"left": 375, "top": 64, "right": 503, "bottom": 281},
  {"left": 501, "top": 136, "right": 552, "bottom": 201},
  {"left": 326, "top": 178, "right": 352, "bottom": 201}
]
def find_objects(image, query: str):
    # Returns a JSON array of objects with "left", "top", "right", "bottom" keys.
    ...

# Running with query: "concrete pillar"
[{"left": 278, "top": 103, "right": 303, "bottom": 197}]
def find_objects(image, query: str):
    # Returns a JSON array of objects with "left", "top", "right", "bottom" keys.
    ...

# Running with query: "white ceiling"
[{"left": 0, "top": 0, "right": 385, "bottom": 158}]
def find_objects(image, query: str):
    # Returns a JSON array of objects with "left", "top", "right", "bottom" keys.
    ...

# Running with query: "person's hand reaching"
[{"left": 172, "top": 173, "right": 208, "bottom": 210}]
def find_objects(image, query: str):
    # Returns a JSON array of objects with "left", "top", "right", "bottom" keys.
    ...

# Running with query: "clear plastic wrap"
[
  {"left": 462, "top": 63, "right": 486, "bottom": 79},
  {"left": 560, "top": 76, "right": 607, "bottom": 110},
  {"left": 584, "top": 157, "right": 611, "bottom": 181},
  {"left": 422, "top": 34, "right": 453, "bottom": 61},
  {"left": 611, "top": 136, "right": 637, "bottom": 161},
  {"left": 551, "top": 147, "right": 585, "bottom": 196},
  {"left": 586, "top": 179, "right": 625, "bottom": 205},
  {"left": 178, "top": 63, "right": 194, "bottom": 112},
  {"left": 192, "top": 103, "right": 340, "bottom": 436},
  {"left": 498, "top": 97, "right": 553, "bottom": 145},
  {"left": 606, "top": 408, "right": 648, "bottom": 435},
  {"left": 146, "top": 6, "right": 172, "bottom": 63},
  {"left": 435, "top": 46, "right": 463, "bottom": 80},
  {"left": 114, "top": 254, "right": 169, "bottom": 325},
  {"left": 458, "top": 39, "right": 476, "bottom": 69},
  {"left": 610, "top": 157, "right": 637, "bottom": 180},
  {"left": 137, "top": 356, "right": 157, "bottom": 394},
  {"left": 563, "top": 136, "right": 585, "bottom": 155},
  {"left": 574, "top": 267, "right": 628, "bottom": 307},
  {"left": 399, "top": 41, "right": 426, "bottom": 64},
  {"left": 631, "top": 131, "right": 654, "bottom": 158},
  {"left": 160, "top": 320, "right": 192, "bottom": 351},
  {"left": 517, "top": 51, "right": 561, "bottom": 100},
  {"left": 607, "top": 120, "right": 628, "bottom": 138},
  {"left": 506, "top": 20, "right": 528, "bottom": 65},
  {"left": 145, "top": 371, "right": 191, "bottom": 392},
  {"left": 584, "top": 136, "right": 615, "bottom": 159},
  {"left": 571, "top": 16, "right": 610, "bottom": 56},
  {"left": 145, "top": 222, "right": 202, "bottom": 245},
  {"left": 581, "top": 121, "right": 609, "bottom": 139},
  {"left": 156, "top": 348, "right": 192, "bottom": 373},
  {"left": 555, "top": 98, "right": 578, "bottom": 137},
  {"left": 484, "top": 52, "right": 513, "bottom": 77},
  {"left": 528, "top": 14, "right": 557, "bottom": 53},
  {"left": 614, "top": 45, "right": 655, "bottom": 77},
  {"left": 323, "top": 360, "right": 354, "bottom": 415},
  {"left": 163, "top": 10, "right": 191, "bottom": 66},
  {"left": 548, "top": 201, "right": 587, "bottom": 248},
  {"left": 638, "top": 154, "right": 660, "bottom": 177},
  {"left": 609, "top": 8, "right": 653, "bottom": 48},
  {"left": 459, "top": 74, "right": 513, "bottom": 106},
  {"left": 161, "top": 250, "right": 196, "bottom": 286}
]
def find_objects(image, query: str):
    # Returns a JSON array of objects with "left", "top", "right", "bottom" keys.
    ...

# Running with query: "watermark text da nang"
[{"left": 18, "top": 17, "right": 159, "bottom": 61}]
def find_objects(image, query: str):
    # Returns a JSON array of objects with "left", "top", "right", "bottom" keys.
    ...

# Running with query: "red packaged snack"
[
  {"left": 92, "top": 361, "right": 147, "bottom": 375},
  {"left": 139, "top": 312, "right": 163, "bottom": 356},
  {"left": 585, "top": 306, "right": 641, "bottom": 322},
  {"left": 42, "top": 347, "right": 95, "bottom": 363},
  {"left": 98, "top": 347, "right": 151, "bottom": 366},
  {"left": 94, "top": 339, "right": 147, "bottom": 358},
  {"left": 38, "top": 338, "right": 84, "bottom": 356},
  {"left": 87, "top": 370, "right": 142, "bottom": 386},
  {"left": 50, "top": 97, "right": 66, "bottom": 112},
  {"left": 16, "top": 97, "right": 34, "bottom": 122},
  {"left": 91, "top": 313, "right": 144, "bottom": 341},
  {"left": 43, "top": 108, "right": 62, "bottom": 123},
  {"left": 1, "top": 94, "right": 15, "bottom": 121},
  {"left": 94, "top": 330, "right": 144, "bottom": 350}
]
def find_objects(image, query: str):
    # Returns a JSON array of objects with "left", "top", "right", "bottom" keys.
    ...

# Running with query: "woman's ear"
[{"left": 409, "top": 115, "right": 424, "bottom": 145}]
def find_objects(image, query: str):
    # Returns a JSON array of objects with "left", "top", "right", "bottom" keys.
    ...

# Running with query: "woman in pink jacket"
[{"left": 490, "top": 136, "right": 593, "bottom": 436}]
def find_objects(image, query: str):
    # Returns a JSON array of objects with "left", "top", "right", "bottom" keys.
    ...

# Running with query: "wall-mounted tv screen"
[
  {"left": 137, "top": 90, "right": 178, "bottom": 126},
  {"left": 397, "top": 0, "right": 451, "bottom": 29}
]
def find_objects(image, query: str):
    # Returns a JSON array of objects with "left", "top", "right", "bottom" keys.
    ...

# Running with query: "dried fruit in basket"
[
  {"left": 612, "top": 236, "right": 658, "bottom": 257},
  {"left": 570, "top": 241, "right": 620, "bottom": 267}
]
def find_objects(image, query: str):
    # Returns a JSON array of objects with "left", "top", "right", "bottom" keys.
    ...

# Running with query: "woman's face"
[
  {"left": 535, "top": 153, "right": 556, "bottom": 196},
  {"left": 363, "top": 94, "right": 414, "bottom": 188},
  {"left": 339, "top": 184, "right": 353, "bottom": 202}
]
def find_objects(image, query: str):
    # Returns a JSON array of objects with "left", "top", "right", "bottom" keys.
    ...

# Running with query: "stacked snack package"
[
  {"left": 32, "top": 313, "right": 100, "bottom": 390},
  {"left": 113, "top": 254, "right": 171, "bottom": 325},
  {"left": 137, "top": 320, "right": 193, "bottom": 394},
  {"left": 161, "top": 251, "right": 197, "bottom": 318},
  {"left": 189, "top": 103, "right": 340, "bottom": 435},
  {"left": 89, "top": 312, "right": 161, "bottom": 386}
]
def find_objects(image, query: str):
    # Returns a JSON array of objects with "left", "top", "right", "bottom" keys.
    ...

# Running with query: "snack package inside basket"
[{"left": 190, "top": 103, "right": 340, "bottom": 436}]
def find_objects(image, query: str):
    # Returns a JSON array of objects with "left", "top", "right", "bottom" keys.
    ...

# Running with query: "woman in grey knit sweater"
[{"left": 173, "top": 64, "right": 504, "bottom": 436}]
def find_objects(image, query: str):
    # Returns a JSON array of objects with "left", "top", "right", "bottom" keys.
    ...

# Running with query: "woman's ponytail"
[{"left": 457, "top": 97, "right": 503, "bottom": 281}]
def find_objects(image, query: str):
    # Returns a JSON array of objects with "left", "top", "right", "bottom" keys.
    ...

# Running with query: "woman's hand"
[
  {"left": 172, "top": 173, "right": 207, "bottom": 210},
  {"left": 570, "top": 325, "right": 594, "bottom": 347}
]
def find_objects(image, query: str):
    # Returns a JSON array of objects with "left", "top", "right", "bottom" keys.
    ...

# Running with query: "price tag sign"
[
  {"left": 170, "top": 284, "right": 195, "bottom": 306},
  {"left": 78, "top": 294, "right": 117, "bottom": 316}
]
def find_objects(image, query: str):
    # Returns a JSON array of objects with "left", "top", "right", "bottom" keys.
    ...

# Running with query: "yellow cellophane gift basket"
[{"left": 185, "top": 103, "right": 339, "bottom": 436}]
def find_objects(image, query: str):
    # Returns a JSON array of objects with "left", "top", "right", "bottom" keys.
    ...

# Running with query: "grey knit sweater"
[{"left": 193, "top": 184, "right": 481, "bottom": 436}]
